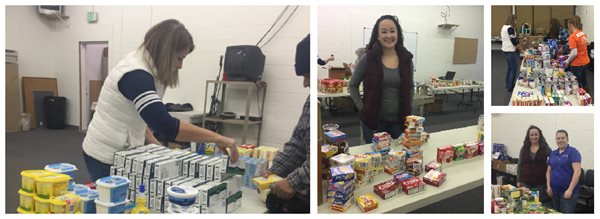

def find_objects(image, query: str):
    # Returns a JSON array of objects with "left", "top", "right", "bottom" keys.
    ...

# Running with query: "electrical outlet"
[{"left": 87, "top": 11, "right": 98, "bottom": 23}]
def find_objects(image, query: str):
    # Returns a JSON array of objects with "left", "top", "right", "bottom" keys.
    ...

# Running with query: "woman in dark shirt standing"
[
  {"left": 349, "top": 15, "right": 414, "bottom": 143},
  {"left": 517, "top": 125, "right": 552, "bottom": 190}
]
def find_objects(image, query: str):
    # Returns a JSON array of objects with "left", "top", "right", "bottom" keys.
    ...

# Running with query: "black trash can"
[{"left": 44, "top": 96, "right": 67, "bottom": 129}]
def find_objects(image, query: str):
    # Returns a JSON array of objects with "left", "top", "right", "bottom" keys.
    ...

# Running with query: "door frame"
[{"left": 79, "top": 41, "right": 108, "bottom": 131}]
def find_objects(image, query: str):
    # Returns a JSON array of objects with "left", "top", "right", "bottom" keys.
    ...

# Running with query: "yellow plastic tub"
[
  {"left": 16, "top": 207, "right": 34, "bottom": 214},
  {"left": 18, "top": 189, "right": 35, "bottom": 212},
  {"left": 20, "top": 170, "right": 54, "bottom": 193},
  {"left": 50, "top": 193, "right": 80, "bottom": 213},
  {"left": 34, "top": 195, "right": 52, "bottom": 214},
  {"left": 35, "top": 174, "right": 70, "bottom": 199}
]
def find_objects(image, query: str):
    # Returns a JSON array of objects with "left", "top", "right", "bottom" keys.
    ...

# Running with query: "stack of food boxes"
[
  {"left": 328, "top": 165, "right": 356, "bottom": 212},
  {"left": 325, "top": 129, "right": 349, "bottom": 155},
  {"left": 321, "top": 144, "right": 339, "bottom": 180},
  {"left": 109, "top": 144, "right": 241, "bottom": 213},
  {"left": 384, "top": 150, "right": 406, "bottom": 175},
  {"left": 372, "top": 132, "right": 391, "bottom": 154},
  {"left": 353, "top": 154, "right": 373, "bottom": 187},
  {"left": 401, "top": 116, "right": 426, "bottom": 176}
]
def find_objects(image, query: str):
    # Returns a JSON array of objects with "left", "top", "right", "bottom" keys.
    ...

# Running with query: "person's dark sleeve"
[
  {"left": 517, "top": 147, "right": 524, "bottom": 183},
  {"left": 317, "top": 58, "right": 326, "bottom": 65},
  {"left": 349, "top": 55, "right": 367, "bottom": 110},
  {"left": 508, "top": 27, "right": 519, "bottom": 46},
  {"left": 117, "top": 70, "right": 180, "bottom": 141}
]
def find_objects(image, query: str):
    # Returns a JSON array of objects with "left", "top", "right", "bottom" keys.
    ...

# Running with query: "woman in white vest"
[
  {"left": 501, "top": 14, "right": 520, "bottom": 92},
  {"left": 82, "top": 19, "right": 238, "bottom": 181}
]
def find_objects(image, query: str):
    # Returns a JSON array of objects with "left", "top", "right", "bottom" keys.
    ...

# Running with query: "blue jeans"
[
  {"left": 83, "top": 151, "right": 112, "bottom": 182},
  {"left": 551, "top": 189, "right": 579, "bottom": 213},
  {"left": 504, "top": 51, "right": 518, "bottom": 91},
  {"left": 361, "top": 122, "right": 402, "bottom": 144},
  {"left": 570, "top": 64, "right": 588, "bottom": 88}
]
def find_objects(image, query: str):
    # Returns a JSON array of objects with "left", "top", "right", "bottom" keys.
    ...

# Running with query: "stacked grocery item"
[{"left": 328, "top": 165, "right": 356, "bottom": 212}]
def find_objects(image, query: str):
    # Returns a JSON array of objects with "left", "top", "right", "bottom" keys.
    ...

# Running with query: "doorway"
[{"left": 79, "top": 42, "right": 108, "bottom": 131}]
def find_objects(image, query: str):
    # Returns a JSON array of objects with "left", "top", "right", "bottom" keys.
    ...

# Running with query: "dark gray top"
[
  {"left": 516, "top": 144, "right": 552, "bottom": 184},
  {"left": 349, "top": 55, "right": 405, "bottom": 122}
]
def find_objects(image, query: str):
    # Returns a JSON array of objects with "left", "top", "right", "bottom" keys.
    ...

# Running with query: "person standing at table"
[
  {"left": 564, "top": 16, "right": 590, "bottom": 91},
  {"left": 517, "top": 126, "right": 551, "bottom": 191},
  {"left": 500, "top": 14, "right": 519, "bottom": 92},
  {"left": 349, "top": 15, "right": 414, "bottom": 143},
  {"left": 544, "top": 19, "right": 561, "bottom": 42},
  {"left": 546, "top": 130, "right": 582, "bottom": 213},
  {"left": 82, "top": 19, "right": 238, "bottom": 182},
  {"left": 557, "top": 19, "right": 571, "bottom": 55}
]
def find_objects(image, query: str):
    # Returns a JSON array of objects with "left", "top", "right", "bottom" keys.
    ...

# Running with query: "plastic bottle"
[{"left": 131, "top": 184, "right": 150, "bottom": 214}]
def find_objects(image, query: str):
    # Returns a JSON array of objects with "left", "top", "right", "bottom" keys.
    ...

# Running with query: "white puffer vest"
[
  {"left": 501, "top": 25, "right": 517, "bottom": 52},
  {"left": 82, "top": 49, "right": 166, "bottom": 164}
]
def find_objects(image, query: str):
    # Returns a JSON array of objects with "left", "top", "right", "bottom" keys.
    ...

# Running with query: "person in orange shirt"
[{"left": 564, "top": 16, "right": 590, "bottom": 90}]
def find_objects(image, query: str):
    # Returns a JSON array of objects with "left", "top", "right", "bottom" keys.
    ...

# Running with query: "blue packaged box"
[{"left": 330, "top": 165, "right": 355, "bottom": 182}]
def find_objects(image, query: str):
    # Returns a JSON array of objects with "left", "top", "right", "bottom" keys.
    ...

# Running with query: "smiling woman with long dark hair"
[
  {"left": 517, "top": 125, "right": 551, "bottom": 190},
  {"left": 349, "top": 15, "right": 414, "bottom": 143}
]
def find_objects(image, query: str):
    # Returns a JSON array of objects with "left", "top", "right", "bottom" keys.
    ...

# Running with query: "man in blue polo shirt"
[{"left": 546, "top": 130, "right": 582, "bottom": 213}]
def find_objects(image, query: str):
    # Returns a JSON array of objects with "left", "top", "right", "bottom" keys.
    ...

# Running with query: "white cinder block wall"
[
  {"left": 576, "top": 5, "right": 594, "bottom": 42},
  {"left": 491, "top": 114, "right": 594, "bottom": 170},
  {"left": 318, "top": 6, "right": 484, "bottom": 82},
  {"left": 5, "top": 5, "right": 310, "bottom": 149}
]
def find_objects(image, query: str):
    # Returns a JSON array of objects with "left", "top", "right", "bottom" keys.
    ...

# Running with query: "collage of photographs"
[{"left": 2, "top": 0, "right": 597, "bottom": 216}]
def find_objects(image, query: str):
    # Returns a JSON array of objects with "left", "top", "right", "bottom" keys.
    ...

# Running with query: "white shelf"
[{"left": 438, "top": 24, "right": 459, "bottom": 29}]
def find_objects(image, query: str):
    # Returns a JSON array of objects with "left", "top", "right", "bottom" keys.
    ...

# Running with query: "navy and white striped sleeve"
[
  {"left": 117, "top": 70, "right": 180, "bottom": 141},
  {"left": 508, "top": 27, "right": 519, "bottom": 46}
]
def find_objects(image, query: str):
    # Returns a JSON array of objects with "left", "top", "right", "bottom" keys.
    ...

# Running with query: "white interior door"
[{"left": 80, "top": 42, "right": 108, "bottom": 131}]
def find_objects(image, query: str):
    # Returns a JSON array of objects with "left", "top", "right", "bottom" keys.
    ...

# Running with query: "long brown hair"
[
  {"left": 504, "top": 14, "right": 517, "bottom": 27},
  {"left": 548, "top": 18, "right": 561, "bottom": 39},
  {"left": 521, "top": 125, "right": 550, "bottom": 151},
  {"left": 140, "top": 19, "right": 195, "bottom": 88}
]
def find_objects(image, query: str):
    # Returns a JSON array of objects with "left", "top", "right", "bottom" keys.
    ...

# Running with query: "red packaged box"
[
  {"left": 424, "top": 161, "right": 442, "bottom": 172},
  {"left": 437, "top": 145, "right": 454, "bottom": 164},
  {"left": 464, "top": 141, "right": 479, "bottom": 159},
  {"left": 320, "top": 79, "right": 345, "bottom": 94},
  {"left": 401, "top": 177, "right": 425, "bottom": 195},
  {"left": 478, "top": 141, "right": 484, "bottom": 156},
  {"left": 374, "top": 180, "right": 399, "bottom": 200},
  {"left": 240, "top": 144, "right": 257, "bottom": 149},
  {"left": 422, "top": 170, "right": 447, "bottom": 187}
]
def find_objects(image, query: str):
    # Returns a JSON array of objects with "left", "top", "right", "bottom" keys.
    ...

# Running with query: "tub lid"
[
  {"left": 79, "top": 190, "right": 99, "bottom": 199},
  {"left": 166, "top": 185, "right": 199, "bottom": 199},
  {"left": 18, "top": 189, "right": 34, "bottom": 196},
  {"left": 33, "top": 195, "right": 51, "bottom": 202},
  {"left": 73, "top": 184, "right": 90, "bottom": 194},
  {"left": 16, "top": 207, "right": 34, "bottom": 214},
  {"left": 44, "top": 163, "right": 78, "bottom": 173},
  {"left": 20, "top": 170, "right": 54, "bottom": 178},
  {"left": 96, "top": 176, "right": 130, "bottom": 188},
  {"left": 36, "top": 173, "right": 71, "bottom": 182}
]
